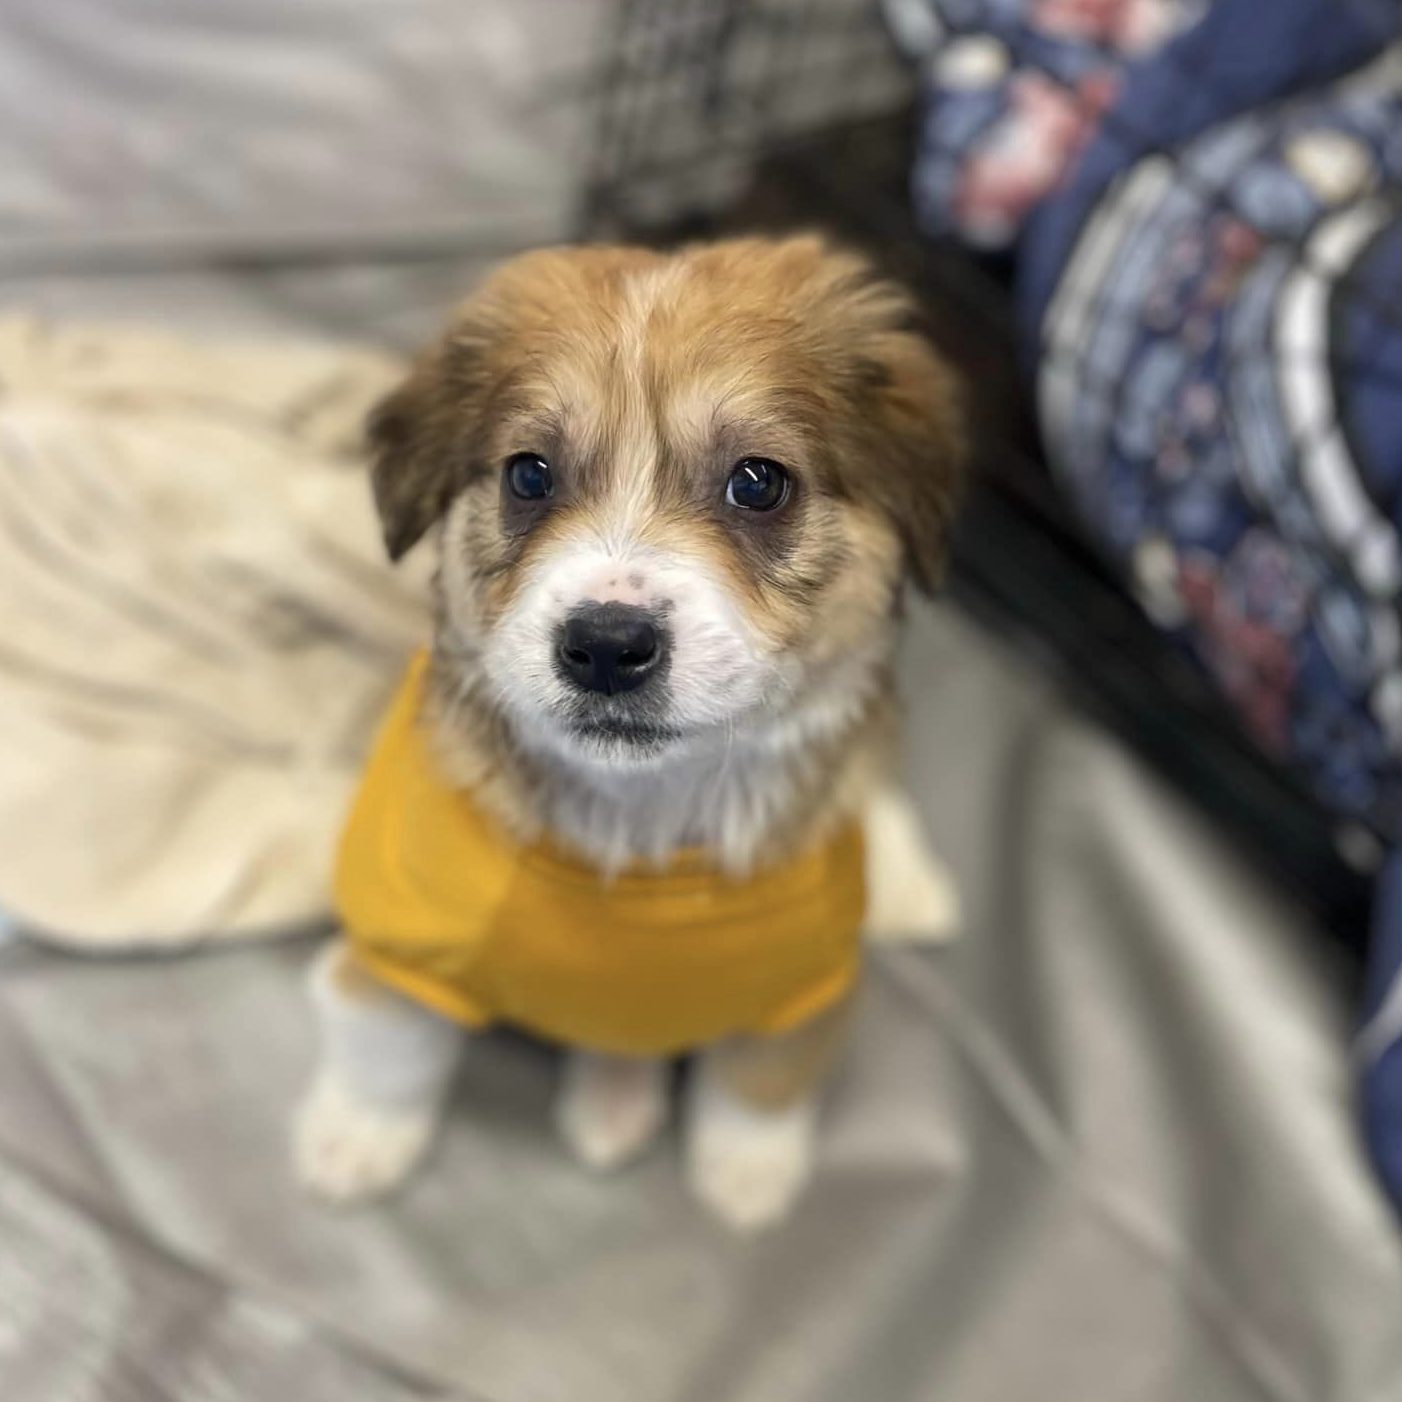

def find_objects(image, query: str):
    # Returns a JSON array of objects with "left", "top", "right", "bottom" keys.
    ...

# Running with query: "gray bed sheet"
[{"left": 1, "top": 551, "right": 1400, "bottom": 1400}]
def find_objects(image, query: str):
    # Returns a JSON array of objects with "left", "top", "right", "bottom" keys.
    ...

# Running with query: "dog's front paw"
[
  {"left": 294, "top": 1072, "right": 438, "bottom": 1205},
  {"left": 685, "top": 1077, "right": 817, "bottom": 1232}
]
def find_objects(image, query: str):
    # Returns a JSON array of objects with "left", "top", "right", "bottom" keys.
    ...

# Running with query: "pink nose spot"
[{"left": 585, "top": 568, "right": 652, "bottom": 605}]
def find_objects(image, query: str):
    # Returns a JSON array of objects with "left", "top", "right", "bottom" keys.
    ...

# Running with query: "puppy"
[{"left": 295, "top": 236, "right": 965, "bottom": 1230}]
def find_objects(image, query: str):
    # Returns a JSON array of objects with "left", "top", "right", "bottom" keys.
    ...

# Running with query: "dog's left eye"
[
  {"left": 506, "top": 453, "right": 553, "bottom": 500},
  {"left": 725, "top": 457, "right": 789, "bottom": 512}
]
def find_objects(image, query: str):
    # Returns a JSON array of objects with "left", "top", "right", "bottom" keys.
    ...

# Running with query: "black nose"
[{"left": 557, "top": 603, "right": 665, "bottom": 695}]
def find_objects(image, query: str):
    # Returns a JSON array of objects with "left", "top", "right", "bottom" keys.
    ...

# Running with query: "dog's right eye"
[
  {"left": 725, "top": 457, "right": 789, "bottom": 512},
  {"left": 505, "top": 453, "right": 553, "bottom": 500}
]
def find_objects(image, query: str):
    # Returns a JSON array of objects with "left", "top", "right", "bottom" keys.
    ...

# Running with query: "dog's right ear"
[{"left": 366, "top": 346, "right": 473, "bottom": 563}]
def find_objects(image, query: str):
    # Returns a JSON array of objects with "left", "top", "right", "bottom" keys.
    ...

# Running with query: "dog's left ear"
[{"left": 857, "top": 322, "right": 968, "bottom": 594}]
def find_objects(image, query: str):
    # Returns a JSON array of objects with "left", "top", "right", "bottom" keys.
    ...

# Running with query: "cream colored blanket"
[{"left": 0, "top": 319, "right": 429, "bottom": 947}]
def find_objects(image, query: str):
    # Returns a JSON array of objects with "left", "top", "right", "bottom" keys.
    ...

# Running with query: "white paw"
[
  {"left": 294, "top": 1072, "right": 439, "bottom": 1205},
  {"left": 556, "top": 1052, "right": 668, "bottom": 1172},
  {"left": 685, "top": 1076, "right": 817, "bottom": 1232}
]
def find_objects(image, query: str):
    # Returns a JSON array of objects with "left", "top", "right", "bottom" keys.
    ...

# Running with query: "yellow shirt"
[{"left": 334, "top": 653, "right": 865, "bottom": 1057}]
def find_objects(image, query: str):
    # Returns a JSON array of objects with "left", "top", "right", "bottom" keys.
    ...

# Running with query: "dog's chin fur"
[
  {"left": 371, "top": 236, "right": 965, "bottom": 877},
  {"left": 426, "top": 613, "right": 896, "bottom": 876}
]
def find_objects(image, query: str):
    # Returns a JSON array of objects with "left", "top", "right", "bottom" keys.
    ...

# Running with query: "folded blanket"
[
  {"left": 895, "top": 0, "right": 1402, "bottom": 1211},
  {"left": 0, "top": 318, "right": 431, "bottom": 947}
]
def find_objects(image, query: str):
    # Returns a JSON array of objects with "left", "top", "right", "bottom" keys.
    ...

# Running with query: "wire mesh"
[{"left": 583, "top": 0, "right": 913, "bottom": 234}]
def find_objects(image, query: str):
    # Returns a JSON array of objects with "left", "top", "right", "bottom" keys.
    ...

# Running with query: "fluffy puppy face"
[{"left": 369, "top": 237, "right": 964, "bottom": 770}]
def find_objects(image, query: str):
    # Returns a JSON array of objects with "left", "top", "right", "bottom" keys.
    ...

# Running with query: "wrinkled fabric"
[
  {"left": 0, "top": 1150, "right": 452, "bottom": 1402},
  {"left": 0, "top": 317, "right": 430, "bottom": 946}
]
